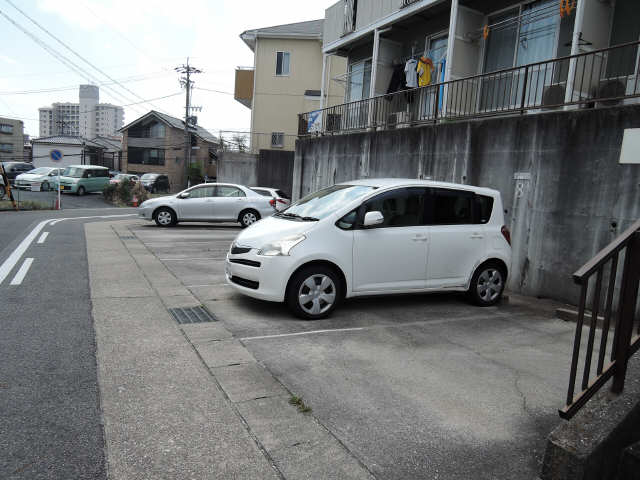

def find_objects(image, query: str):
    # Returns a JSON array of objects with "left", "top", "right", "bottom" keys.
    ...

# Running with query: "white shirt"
[{"left": 404, "top": 59, "right": 418, "bottom": 88}]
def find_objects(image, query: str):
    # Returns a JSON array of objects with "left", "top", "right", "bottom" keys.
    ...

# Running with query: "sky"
[{"left": 0, "top": 0, "right": 335, "bottom": 140}]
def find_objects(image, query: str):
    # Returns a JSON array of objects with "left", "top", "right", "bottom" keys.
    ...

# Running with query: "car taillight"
[
  {"left": 501, "top": 225, "right": 511, "bottom": 246},
  {"left": 277, "top": 198, "right": 287, "bottom": 204},
  {"left": 269, "top": 199, "right": 276, "bottom": 207}
]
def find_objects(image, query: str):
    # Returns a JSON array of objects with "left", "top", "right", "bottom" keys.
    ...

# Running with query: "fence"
[
  {"left": 299, "top": 40, "right": 640, "bottom": 136},
  {"left": 560, "top": 219, "right": 640, "bottom": 419}
]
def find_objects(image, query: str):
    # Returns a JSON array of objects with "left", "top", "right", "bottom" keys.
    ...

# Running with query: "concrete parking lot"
[{"left": 126, "top": 221, "right": 584, "bottom": 480}]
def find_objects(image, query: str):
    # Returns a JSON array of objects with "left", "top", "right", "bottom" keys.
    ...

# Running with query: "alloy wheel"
[
  {"left": 476, "top": 268, "right": 503, "bottom": 303},
  {"left": 298, "top": 274, "right": 336, "bottom": 316}
]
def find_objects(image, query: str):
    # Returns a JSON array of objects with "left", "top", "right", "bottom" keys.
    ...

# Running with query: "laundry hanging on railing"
[
  {"left": 417, "top": 57, "right": 434, "bottom": 87},
  {"left": 386, "top": 63, "right": 407, "bottom": 94},
  {"left": 404, "top": 58, "right": 419, "bottom": 88}
]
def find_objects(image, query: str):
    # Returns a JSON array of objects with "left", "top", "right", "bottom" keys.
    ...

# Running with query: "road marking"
[
  {"left": 0, "top": 214, "right": 136, "bottom": 286},
  {"left": 10, "top": 258, "right": 34, "bottom": 285},
  {"left": 241, "top": 327, "right": 367, "bottom": 341},
  {"left": 37, "top": 232, "right": 49, "bottom": 244},
  {"left": 0, "top": 220, "right": 48, "bottom": 285}
]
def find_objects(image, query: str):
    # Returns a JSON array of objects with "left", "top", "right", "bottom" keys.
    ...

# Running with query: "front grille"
[
  {"left": 230, "top": 276, "right": 259, "bottom": 290},
  {"left": 231, "top": 245, "right": 252, "bottom": 255},
  {"left": 229, "top": 259, "right": 261, "bottom": 268}
]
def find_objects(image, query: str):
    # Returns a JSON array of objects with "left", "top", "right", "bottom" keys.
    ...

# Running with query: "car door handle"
[
  {"left": 411, "top": 235, "right": 428, "bottom": 242},
  {"left": 470, "top": 233, "right": 484, "bottom": 239}
]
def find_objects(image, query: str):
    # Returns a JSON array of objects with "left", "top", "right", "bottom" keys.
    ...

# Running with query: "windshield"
[
  {"left": 62, "top": 167, "right": 84, "bottom": 178},
  {"left": 29, "top": 168, "right": 51, "bottom": 175},
  {"left": 280, "top": 185, "right": 375, "bottom": 221},
  {"left": 140, "top": 174, "right": 158, "bottom": 181}
]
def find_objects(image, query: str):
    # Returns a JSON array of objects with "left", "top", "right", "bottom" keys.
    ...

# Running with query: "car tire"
[
  {"left": 154, "top": 207, "right": 176, "bottom": 227},
  {"left": 467, "top": 262, "right": 506, "bottom": 307},
  {"left": 239, "top": 209, "right": 260, "bottom": 228},
  {"left": 286, "top": 265, "right": 342, "bottom": 320},
  {"left": 77, "top": 186, "right": 86, "bottom": 196},
  {"left": 41, "top": 181, "right": 49, "bottom": 191},
  {"left": 0, "top": 185, "right": 5, "bottom": 199}
]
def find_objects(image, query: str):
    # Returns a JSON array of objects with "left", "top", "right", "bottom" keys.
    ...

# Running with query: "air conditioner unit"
[
  {"left": 592, "top": 79, "right": 626, "bottom": 106},
  {"left": 541, "top": 84, "right": 566, "bottom": 109}
]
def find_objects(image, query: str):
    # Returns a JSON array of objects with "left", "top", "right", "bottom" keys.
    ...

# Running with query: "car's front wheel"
[
  {"left": 468, "top": 262, "right": 506, "bottom": 306},
  {"left": 154, "top": 207, "right": 176, "bottom": 227},
  {"left": 41, "top": 181, "right": 49, "bottom": 191},
  {"left": 286, "top": 265, "right": 342, "bottom": 320},
  {"left": 77, "top": 186, "right": 86, "bottom": 196},
  {"left": 239, "top": 209, "right": 260, "bottom": 228}
]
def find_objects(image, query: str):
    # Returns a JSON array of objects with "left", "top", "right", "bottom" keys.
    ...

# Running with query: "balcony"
[
  {"left": 299, "top": 40, "right": 640, "bottom": 136},
  {"left": 234, "top": 67, "right": 254, "bottom": 109}
]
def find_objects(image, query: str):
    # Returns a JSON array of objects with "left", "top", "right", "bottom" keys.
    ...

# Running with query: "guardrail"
[
  {"left": 560, "top": 219, "right": 640, "bottom": 419},
  {"left": 299, "top": 40, "right": 640, "bottom": 136}
]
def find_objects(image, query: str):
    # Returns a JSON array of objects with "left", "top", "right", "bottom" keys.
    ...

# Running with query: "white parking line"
[
  {"left": 241, "top": 327, "right": 367, "bottom": 341},
  {"left": 10, "top": 258, "right": 34, "bottom": 285},
  {"left": 37, "top": 232, "right": 49, "bottom": 244}
]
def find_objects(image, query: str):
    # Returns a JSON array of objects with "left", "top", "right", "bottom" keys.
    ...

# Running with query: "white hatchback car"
[
  {"left": 226, "top": 179, "right": 512, "bottom": 319},
  {"left": 138, "top": 182, "right": 275, "bottom": 228}
]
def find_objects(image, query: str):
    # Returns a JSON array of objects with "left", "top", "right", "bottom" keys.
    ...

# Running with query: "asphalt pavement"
[{"left": 0, "top": 207, "right": 136, "bottom": 479}]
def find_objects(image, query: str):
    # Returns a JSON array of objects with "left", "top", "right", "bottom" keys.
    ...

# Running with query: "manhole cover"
[{"left": 168, "top": 306, "right": 217, "bottom": 324}]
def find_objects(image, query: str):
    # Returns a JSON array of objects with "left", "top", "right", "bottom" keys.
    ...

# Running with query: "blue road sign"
[{"left": 50, "top": 149, "right": 63, "bottom": 162}]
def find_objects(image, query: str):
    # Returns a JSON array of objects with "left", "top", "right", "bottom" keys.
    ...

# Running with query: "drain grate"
[{"left": 168, "top": 305, "right": 217, "bottom": 324}]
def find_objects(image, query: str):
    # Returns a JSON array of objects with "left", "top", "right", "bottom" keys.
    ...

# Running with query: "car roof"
[
  {"left": 66, "top": 164, "right": 108, "bottom": 169},
  {"left": 338, "top": 178, "right": 499, "bottom": 196}
]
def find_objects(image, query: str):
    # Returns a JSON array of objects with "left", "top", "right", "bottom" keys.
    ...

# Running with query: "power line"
[{"left": 3, "top": 0, "right": 171, "bottom": 115}]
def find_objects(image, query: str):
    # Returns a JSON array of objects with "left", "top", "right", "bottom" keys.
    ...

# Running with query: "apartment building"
[
  {"left": 307, "top": 0, "right": 639, "bottom": 132},
  {"left": 0, "top": 116, "right": 25, "bottom": 162},
  {"left": 235, "top": 20, "right": 346, "bottom": 152},
  {"left": 39, "top": 85, "right": 124, "bottom": 138},
  {"left": 120, "top": 111, "right": 218, "bottom": 190}
]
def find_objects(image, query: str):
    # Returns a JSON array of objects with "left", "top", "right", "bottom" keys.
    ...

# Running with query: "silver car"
[
  {"left": 138, "top": 183, "right": 275, "bottom": 228},
  {"left": 15, "top": 167, "right": 64, "bottom": 191}
]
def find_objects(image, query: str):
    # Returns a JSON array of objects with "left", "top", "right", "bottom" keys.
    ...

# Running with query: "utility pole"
[{"left": 175, "top": 58, "right": 202, "bottom": 188}]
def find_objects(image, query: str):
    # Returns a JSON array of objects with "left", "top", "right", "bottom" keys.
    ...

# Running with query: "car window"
[
  {"left": 98, "top": 169, "right": 109, "bottom": 177},
  {"left": 188, "top": 186, "right": 215, "bottom": 198},
  {"left": 217, "top": 186, "right": 245, "bottom": 197},
  {"left": 336, "top": 209, "right": 358, "bottom": 230},
  {"left": 474, "top": 195, "right": 494, "bottom": 224},
  {"left": 276, "top": 190, "right": 290, "bottom": 199},
  {"left": 426, "top": 188, "right": 473, "bottom": 225},
  {"left": 251, "top": 188, "right": 272, "bottom": 197},
  {"left": 360, "top": 187, "right": 426, "bottom": 228}
]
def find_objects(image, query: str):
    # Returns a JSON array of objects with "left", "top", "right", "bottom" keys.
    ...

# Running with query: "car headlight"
[{"left": 257, "top": 234, "right": 305, "bottom": 256}]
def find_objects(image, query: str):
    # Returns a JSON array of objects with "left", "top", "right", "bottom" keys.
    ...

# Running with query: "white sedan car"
[
  {"left": 14, "top": 167, "right": 64, "bottom": 191},
  {"left": 138, "top": 183, "right": 275, "bottom": 228}
]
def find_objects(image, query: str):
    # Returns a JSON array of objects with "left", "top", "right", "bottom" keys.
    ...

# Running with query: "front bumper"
[
  {"left": 138, "top": 206, "right": 153, "bottom": 220},
  {"left": 58, "top": 184, "right": 77, "bottom": 193},
  {"left": 225, "top": 248, "right": 294, "bottom": 302}
]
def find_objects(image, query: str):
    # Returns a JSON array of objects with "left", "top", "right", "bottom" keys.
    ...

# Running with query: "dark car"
[
  {"left": 1, "top": 162, "right": 34, "bottom": 183},
  {"left": 140, "top": 173, "right": 169, "bottom": 193}
]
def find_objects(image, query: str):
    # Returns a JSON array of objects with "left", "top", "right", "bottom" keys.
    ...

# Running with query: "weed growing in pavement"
[{"left": 289, "top": 395, "right": 312, "bottom": 413}]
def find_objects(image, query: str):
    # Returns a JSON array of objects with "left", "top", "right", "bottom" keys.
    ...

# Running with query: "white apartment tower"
[{"left": 39, "top": 85, "right": 124, "bottom": 138}]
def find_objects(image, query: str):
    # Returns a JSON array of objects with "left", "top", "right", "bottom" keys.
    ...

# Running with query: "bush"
[
  {"left": 131, "top": 182, "right": 149, "bottom": 205},
  {"left": 117, "top": 178, "right": 133, "bottom": 204},
  {"left": 103, "top": 183, "right": 117, "bottom": 202}
]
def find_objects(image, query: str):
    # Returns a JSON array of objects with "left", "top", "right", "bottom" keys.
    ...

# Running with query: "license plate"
[{"left": 60, "top": 186, "right": 66, "bottom": 190}]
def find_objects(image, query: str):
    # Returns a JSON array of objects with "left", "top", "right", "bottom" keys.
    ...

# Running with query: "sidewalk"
[{"left": 86, "top": 220, "right": 373, "bottom": 479}]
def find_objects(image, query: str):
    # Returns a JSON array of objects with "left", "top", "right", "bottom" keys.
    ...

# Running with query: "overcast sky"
[{"left": 0, "top": 0, "right": 334, "bottom": 139}]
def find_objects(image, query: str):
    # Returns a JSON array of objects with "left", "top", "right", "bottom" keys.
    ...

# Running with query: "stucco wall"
[
  {"left": 217, "top": 152, "right": 258, "bottom": 187},
  {"left": 293, "top": 104, "right": 640, "bottom": 304}
]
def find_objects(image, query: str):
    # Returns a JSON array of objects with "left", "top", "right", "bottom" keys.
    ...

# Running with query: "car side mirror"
[
  {"left": 178, "top": 192, "right": 190, "bottom": 199},
  {"left": 363, "top": 211, "right": 384, "bottom": 227}
]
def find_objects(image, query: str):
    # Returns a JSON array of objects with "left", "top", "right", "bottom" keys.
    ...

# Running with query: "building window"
[
  {"left": 0, "top": 143, "right": 13, "bottom": 152},
  {"left": 271, "top": 132, "right": 284, "bottom": 148},
  {"left": 0, "top": 124, "right": 13, "bottom": 134},
  {"left": 127, "top": 146, "right": 165, "bottom": 165},
  {"left": 276, "top": 52, "right": 290, "bottom": 76}
]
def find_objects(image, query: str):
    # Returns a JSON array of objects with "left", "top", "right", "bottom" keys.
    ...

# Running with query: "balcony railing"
[{"left": 299, "top": 40, "right": 640, "bottom": 137}]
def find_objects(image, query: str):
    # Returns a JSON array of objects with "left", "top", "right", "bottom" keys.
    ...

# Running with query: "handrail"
[{"left": 573, "top": 219, "right": 640, "bottom": 282}]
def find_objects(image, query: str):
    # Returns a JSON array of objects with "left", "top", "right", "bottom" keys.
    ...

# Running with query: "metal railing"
[
  {"left": 299, "top": 40, "right": 640, "bottom": 136},
  {"left": 560, "top": 219, "right": 640, "bottom": 419}
]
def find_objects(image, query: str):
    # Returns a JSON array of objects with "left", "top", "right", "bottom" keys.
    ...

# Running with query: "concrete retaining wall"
[
  {"left": 293, "top": 105, "right": 640, "bottom": 304},
  {"left": 216, "top": 151, "right": 258, "bottom": 187}
]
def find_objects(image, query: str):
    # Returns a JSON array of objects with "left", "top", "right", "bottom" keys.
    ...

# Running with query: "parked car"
[
  {"left": 0, "top": 173, "right": 5, "bottom": 199},
  {"left": 109, "top": 173, "right": 139, "bottom": 185},
  {"left": 225, "top": 179, "right": 512, "bottom": 320},
  {"left": 14, "top": 167, "right": 63, "bottom": 191},
  {"left": 140, "top": 173, "right": 170, "bottom": 193},
  {"left": 55, "top": 165, "right": 110, "bottom": 195},
  {"left": 251, "top": 187, "right": 291, "bottom": 211},
  {"left": 138, "top": 183, "right": 275, "bottom": 228},
  {"left": 0, "top": 162, "right": 34, "bottom": 184}
]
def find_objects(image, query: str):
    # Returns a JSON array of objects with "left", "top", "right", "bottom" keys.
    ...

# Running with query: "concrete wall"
[
  {"left": 0, "top": 117, "right": 24, "bottom": 162},
  {"left": 217, "top": 151, "right": 258, "bottom": 187},
  {"left": 293, "top": 104, "right": 640, "bottom": 304}
]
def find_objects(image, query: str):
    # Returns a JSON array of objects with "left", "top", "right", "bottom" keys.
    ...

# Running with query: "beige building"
[
  {"left": 0, "top": 117, "right": 25, "bottom": 162},
  {"left": 235, "top": 20, "right": 346, "bottom": 153},
  {"left": 120, "top": 111, "right": 218, "bottom": 191}
]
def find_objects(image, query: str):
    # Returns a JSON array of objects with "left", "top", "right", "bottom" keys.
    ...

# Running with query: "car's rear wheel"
[
  {"left": 154, "top": 207, "right": 176, "bottom": 227},
  {"left": 77, "top": 186, "right": 86, "bottom": 196},
  {"left": 239, "top": 209, "right": 260, "bottom": 228},
  {"left": 468, "top": 262, "right": 506, "bottom": 306},
  {"left": 0, "top": 185, "right": 5, "bottom": 199},
  {"left": 286, "top": 265, "right": 342, "bottom": 320}
]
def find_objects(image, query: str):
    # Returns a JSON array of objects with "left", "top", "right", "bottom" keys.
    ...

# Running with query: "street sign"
[{"left": 50, "top": 149, "right": 63, "bottom": 162}]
